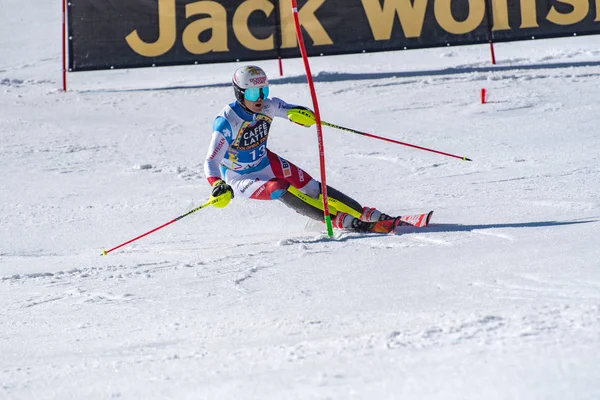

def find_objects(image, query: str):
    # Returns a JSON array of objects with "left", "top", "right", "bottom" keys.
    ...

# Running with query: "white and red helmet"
[{"left": 232, "top": 65, "right": 269, "bottom": 103}]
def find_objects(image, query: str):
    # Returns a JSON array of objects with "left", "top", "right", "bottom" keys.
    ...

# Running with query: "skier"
[{"left": 203, "top": 65, "right": 414, "bottom": 233}]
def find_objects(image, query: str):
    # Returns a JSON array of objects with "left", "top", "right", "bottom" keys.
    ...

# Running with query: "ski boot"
[{"left": 333, "top": 211, "right": 403, "bottom": 234}]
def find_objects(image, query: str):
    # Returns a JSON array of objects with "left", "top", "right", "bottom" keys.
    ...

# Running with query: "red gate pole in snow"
[
  {"left": 273, "top": 1, "right": 284, "bottom": 76},
  {"left": 484, "top": 0, "right": 497, "bottom": 65},
  {"left": 289, "top": 0, "right": 333, "bottom": 237},
  {"left": 62, "top": 0, "right": 67, "bottom": 91},
  {"left": 489, "top": 41, "right": 496, "bottom": 65}
]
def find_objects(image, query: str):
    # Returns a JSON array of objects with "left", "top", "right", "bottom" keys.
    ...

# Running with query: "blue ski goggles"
[{"left": 244, "top": 86, "right": 269, "bottom": 102}]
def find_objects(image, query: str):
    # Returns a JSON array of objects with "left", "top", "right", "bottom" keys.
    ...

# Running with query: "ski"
[
  {"left": 305, "top": 211, "right": 433, "bottom": 234},
  {"left": 399, "top": 210, "right": 433, "bottom": 228},
  {"left": 368, "top": 211, "right": 433, "bottom": 234}
]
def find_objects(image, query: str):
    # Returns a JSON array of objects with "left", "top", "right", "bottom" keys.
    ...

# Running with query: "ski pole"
[
  {"left": 101, "top": 194, "right": 230, "bottom": 256},
  {"left": 287, "top": 109, "right": 472, "bottom": 161},
  {"left": 322, "top": 121, "right": 472, "bottom": 161}
]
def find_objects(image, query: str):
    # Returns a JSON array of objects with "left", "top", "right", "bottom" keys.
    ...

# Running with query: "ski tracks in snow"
[
  {"left": 384, "top": 305, "right": 600, "bottom": 349},
  {"left": 0, "top": 233, "right": 308, "bottom": 307}
]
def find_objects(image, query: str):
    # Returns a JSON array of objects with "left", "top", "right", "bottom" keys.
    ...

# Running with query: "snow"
[{"left": 1, "top": 1, "right": 600, "bottom": 398}]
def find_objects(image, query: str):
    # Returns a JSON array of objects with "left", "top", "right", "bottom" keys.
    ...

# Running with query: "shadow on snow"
[
  {"left": 332, "top": 218, "right": 597, "bottom": 242},
  {"left": 419, "top": 219, "right": 598, "bottom": 234}
]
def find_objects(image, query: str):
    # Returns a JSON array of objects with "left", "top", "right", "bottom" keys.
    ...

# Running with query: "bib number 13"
[{"left": 250, "top": 145, "right": 266, "bottom": 161}]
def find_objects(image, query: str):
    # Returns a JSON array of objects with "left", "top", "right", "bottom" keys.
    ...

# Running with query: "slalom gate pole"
[
  {"left": 62, "top": 0, "right": 67, "bottom": 91},
  {"left": 322, "top": 121, "right": 472, "bottom": 161},
  {"left": 484, "top": 0, "right": 497, "bottom": 65},
  {"left": 101, "top": 196, "right": 225, "bottom": 256},
  {"left": 290, "top": 0, "right": 334, "bottom": 237}
]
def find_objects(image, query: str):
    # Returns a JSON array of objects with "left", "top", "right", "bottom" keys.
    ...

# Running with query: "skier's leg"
[
  {"left": 279, "top": 190, "right": 330, "bottom": 221},
  {"left": 266, "top": 150, "right": 396, "bottom": 227},
  {"left": 324, "top": 185, "right": 362, "bottom": 214},
  {"left": 278, "top": 190, "right": 369, "bottom": 231},
  {"left": 280, "top": 188, "right": 400, "bottom": 233},
  {"left": 267, "top": 149, "right": 318, "bottom": 195},
  {"left": 324, "top": 186, "right": 397, "bottom": 222},
  {"left": 248, "top": 179, "right": 289, "bottom": 200},
  {"left": 287, "top": 183, "right": 396, "bottom": 222},
  {"left": 267, "top": 149, "right": 363, "bottom": 215},
  {"left": 226, "top": 166, "right": 289, "bottom": 200},
  {"left": 224, "top": 160, "right": 394, "bottom": 232},
  {"left": 287, "top": 185, "right": 360, "bottom": 217},
  {"left": 223, "top": 160, "right": 334, "bottom": 221}
]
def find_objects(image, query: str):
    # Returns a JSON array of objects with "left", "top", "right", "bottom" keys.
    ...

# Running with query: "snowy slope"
[{"left": 1, "top": 1, "right": 600, "bottom": 399}]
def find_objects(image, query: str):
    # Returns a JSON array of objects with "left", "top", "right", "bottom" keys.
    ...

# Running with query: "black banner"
[{"left": 68, "top": 0, "right": 600, "bottom": 72}]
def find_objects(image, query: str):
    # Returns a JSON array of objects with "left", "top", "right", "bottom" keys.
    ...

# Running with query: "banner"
[{"left": 67, "top": 0, "right": 600, "bottom": 72}]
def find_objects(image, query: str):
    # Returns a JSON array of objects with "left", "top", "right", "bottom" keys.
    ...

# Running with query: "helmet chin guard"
[{"left": 232, "top": 65, "right": 269, "bottom": 105}]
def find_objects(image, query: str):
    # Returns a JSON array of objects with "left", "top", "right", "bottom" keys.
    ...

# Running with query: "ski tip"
[{"left": 425, "top": 211, "right": 434, "bottom": 227}]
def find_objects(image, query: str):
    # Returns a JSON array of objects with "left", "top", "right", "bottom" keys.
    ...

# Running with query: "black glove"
[{"left": 211, "top": 180, "right": 234, "bottom": 199}]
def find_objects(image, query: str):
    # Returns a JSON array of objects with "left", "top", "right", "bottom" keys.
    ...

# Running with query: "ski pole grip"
[{"left": 287, "top": 108, "right": 316, "bottom": 127}]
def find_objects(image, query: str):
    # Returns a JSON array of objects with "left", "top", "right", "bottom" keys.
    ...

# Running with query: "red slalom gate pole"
[
  {"left": 484, "top": 0, "right": 497, "bottom": 65},
  {"left": 489, "top": 41, "right": 497, "bottom": 65},
  {"left": 62, "top": 0, "right": 67, "bottom": 91},
  {"left": 289, "top": 0, "right": 333, "bottom": 237},
  {"left": 322, "top": 121, "right": 472, "bottom": 161}
]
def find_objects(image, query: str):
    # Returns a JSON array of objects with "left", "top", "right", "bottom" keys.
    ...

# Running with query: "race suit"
[{"left": 204, "top": 97, "right": 320, "bottom": 200}]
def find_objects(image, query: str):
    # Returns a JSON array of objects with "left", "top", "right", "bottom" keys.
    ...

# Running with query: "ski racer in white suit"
[{"left": 203, "top": 65, "right": 403, "bottom": 233}]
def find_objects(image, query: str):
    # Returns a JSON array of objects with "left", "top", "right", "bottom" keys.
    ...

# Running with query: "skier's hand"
[
  {"left": 210, "top": 179, "right": 233, "bottom": 208},
  {"left": 288, "top": 107, "right": 315, "bottom": 127}
]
